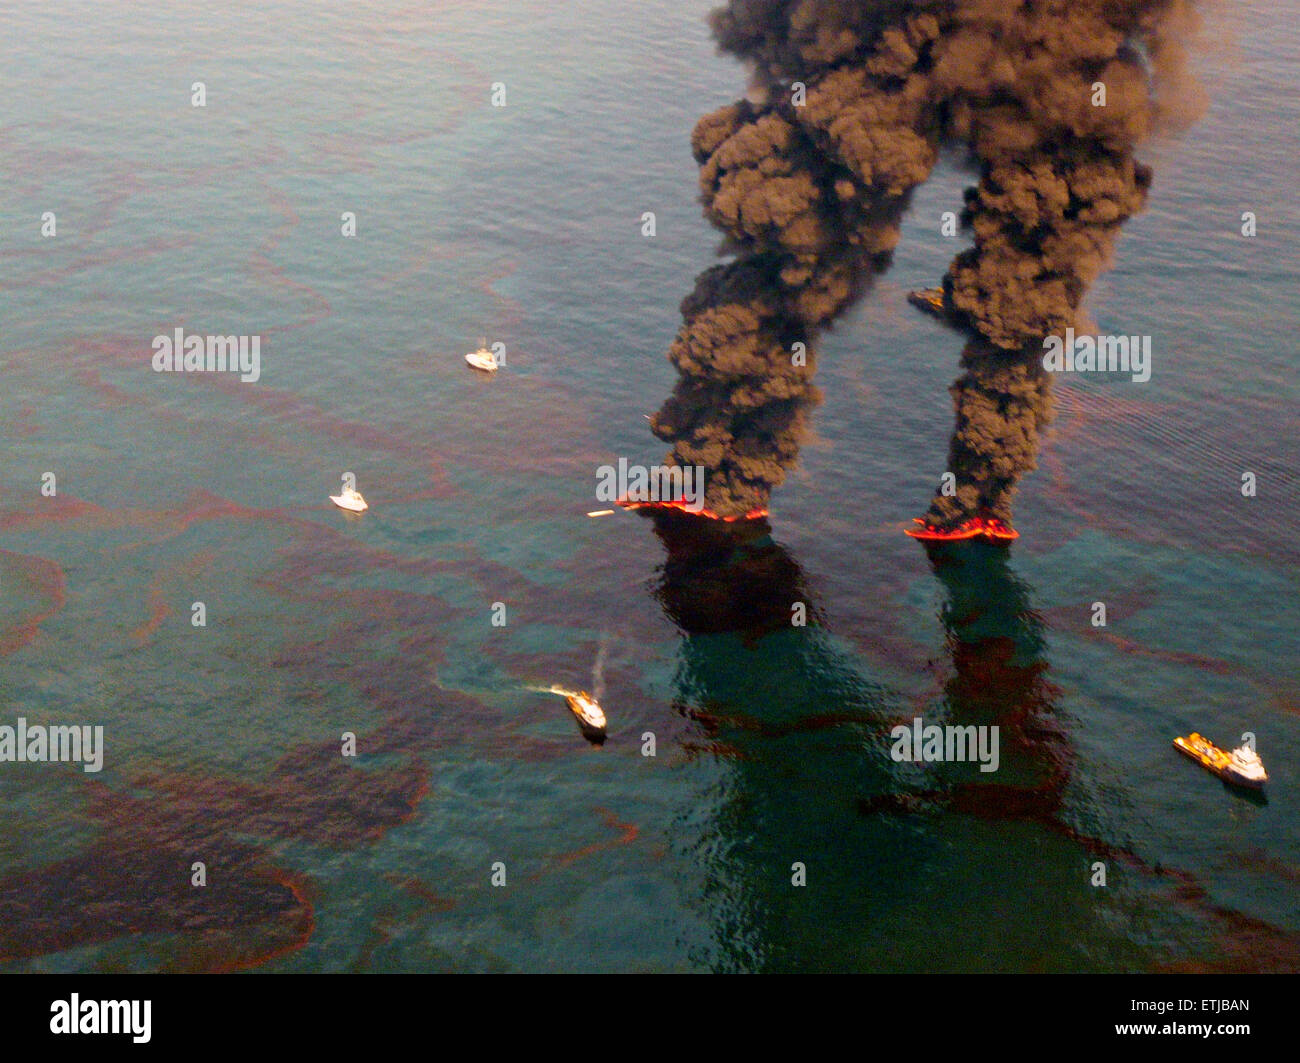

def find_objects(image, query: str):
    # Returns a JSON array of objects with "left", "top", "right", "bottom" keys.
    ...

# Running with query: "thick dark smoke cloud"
[
  {"left": 653, "top": 0, "right": 1198, "bottom": 523},
  {"left": 925, "top": 339, "right": 1054, "bottom": 524}
]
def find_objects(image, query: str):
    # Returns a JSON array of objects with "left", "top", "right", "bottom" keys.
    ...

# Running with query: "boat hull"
[
  {"left": 907, "top": 288, "right": 970, "bottom": 329},
  {"left": 1173, "top": 736, "right": 1267, "bottom": 790},
  {"left": 330, "top": 495, "right": 368, "bottom": 513},
  {"left": 565, "top": 694, "right": 607, "bottom": 743},
  {"left": 907, "top": 289, "right": 947, "bottom": 317}
]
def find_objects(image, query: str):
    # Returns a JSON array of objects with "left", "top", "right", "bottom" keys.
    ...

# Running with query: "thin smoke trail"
[{"left": 592, "top": 637, "right": 609, "bottom": 704}]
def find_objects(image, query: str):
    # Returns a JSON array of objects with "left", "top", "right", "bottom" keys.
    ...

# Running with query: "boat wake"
[{"left": 524, "top": 684, "right": 583, "bottom": 699}]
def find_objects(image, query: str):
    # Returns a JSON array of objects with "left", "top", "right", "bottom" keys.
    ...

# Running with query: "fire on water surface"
[
  {"left": 611, "top": 498, "right": 1015, "bottom": 542},
  {"left": 615, "top": 497, "right": 768, "bottom": 523},
  {"left": 904, "top": 516, "right": 1019, "bottom": 543}
]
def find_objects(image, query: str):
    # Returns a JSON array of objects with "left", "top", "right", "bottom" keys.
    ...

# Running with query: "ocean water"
[{"left": 0, "top": 0, "right": 1296, "bottom": 972}]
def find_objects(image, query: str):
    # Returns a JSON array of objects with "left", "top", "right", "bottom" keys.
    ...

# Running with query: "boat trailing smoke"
[
  {"left": 592, "top": 636, "right": 609, "bottom": 703},
  {"left": 651, "top": 0, "right": 1199, "bottom": 525}
]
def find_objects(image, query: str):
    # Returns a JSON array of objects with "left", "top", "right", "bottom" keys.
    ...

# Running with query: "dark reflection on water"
[
  {"left": 866, "top": 541, "right": 1074, "bottom": 818},
  {"left": 648, "top": 510, "right": 900, "bottom": 970},
  {"left": 649, "top": 513, "right": 820, "bottom": 641},
  {"left": 645, "top": 515, "right": 1300, "bottom": 972}
]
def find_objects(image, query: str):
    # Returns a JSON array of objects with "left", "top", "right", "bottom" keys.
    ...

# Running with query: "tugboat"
[
  {"left": 330, "top": 483, "right": 368, "bottom": 513},
  {"left": 1173, "top": 732, "right": 1268, "bottom": 790},
  {"left": 565, "top": 690, "right": 608, "bottom": 742},
  {"left": 907, "top": 287, "right": 975, "bottom": 330},
  {"left": 907, "top": 288, "right": 947, "bottom": 318},
  {"left": 464, "top": 338, "right": 499, "bottom": 374}
]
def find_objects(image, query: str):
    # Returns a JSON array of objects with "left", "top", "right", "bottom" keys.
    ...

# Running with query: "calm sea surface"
[{"left": 1, "top": 0, "right": 1297, "bottom": 971}]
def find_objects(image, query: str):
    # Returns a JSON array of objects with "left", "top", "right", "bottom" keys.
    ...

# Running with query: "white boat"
[
  {"left": 564, "top": 690, "right": 607, "bottom": 738},
  {"left": 1225, "top": 744, "right": 1269, "bottom": 788},
  {"left": 465, "top": 341, "right": 498, "bottom": 373},
  {"left": 330, "top": 485, "right": 368, "bottom": 513}
]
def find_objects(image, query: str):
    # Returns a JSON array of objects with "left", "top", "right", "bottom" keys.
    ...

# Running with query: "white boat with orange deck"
[{"left": 1173, "top": 732, "right": 1267, "bottom": 790}]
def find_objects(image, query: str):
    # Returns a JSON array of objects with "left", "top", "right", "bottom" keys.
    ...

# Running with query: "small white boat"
[
  {"left": 564, "top": 690, "right": 607, "bottom": 740},
  {"left": 330, "top": 485, "right": 368, "bottom": 513},
  {"left": 465, "top": 341, "right": 498, "bottom": 373}
]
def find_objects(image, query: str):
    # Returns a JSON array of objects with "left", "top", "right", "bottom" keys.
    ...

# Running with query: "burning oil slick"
[{"left": 653, "top": 0, "right": 1200, "bottom": 526}]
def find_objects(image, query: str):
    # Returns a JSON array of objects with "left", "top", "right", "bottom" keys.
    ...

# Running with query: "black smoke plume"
[{"left": 653, "top": 0, "right": 1199, "bottom": 523}]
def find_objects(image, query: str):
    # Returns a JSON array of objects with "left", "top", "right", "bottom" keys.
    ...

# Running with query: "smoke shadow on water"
[{"left": 642, "top": 513, "right": 1300, "bottom": 971}]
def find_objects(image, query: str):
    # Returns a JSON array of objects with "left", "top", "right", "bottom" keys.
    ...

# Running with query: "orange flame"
[
  {"left": 904, "top": 516, "right": 1019, "bottom": 543},
  {"left": 616, "top": 497, "right": 769, "bottom": 522}
]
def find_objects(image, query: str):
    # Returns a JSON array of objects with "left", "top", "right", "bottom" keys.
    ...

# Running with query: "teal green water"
[{"left": 0, "top": 0, "right": 1297, "bottom": 972}]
